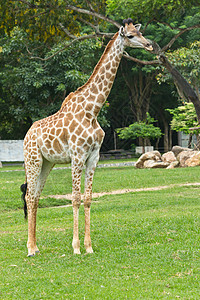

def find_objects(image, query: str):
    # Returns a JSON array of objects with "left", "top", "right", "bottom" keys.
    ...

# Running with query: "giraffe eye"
[{"left": 127, "top": 35, "right": 134, "bottom": 39}]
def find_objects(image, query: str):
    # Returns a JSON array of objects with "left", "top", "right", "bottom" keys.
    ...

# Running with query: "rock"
[
  {"left": 185, "top": 152, "right": 200, "bottom": 167},
  {"left": 143, "top": 160, "right": 169, "bottom": 169},
  {"left": 172, "top": 145, "right": 193, "bottom": 158},
  {"left": 143, "top": 159, "right": 156, "bottom": 168},
  {"left": 151, "top": 150, "right": 162, "bottom": 160},
  {"left": 135, "top": 146, "right": 200, "bottom": 169},
  {"left": 177, "top": 150, "right": 198, "bottom": 167},
  {"left": 0, "top": 161, "right": 2, "bottom": 168},
  {"left": 166, "top": 161, "right": 179, "bottom": 169},
  {"left": 162, "top": 151, "right": 176, "bottom": 164},
  {"left": 140, "top": 150, "right": 161, "bottom": 162},
  {"left": 135, "top": 151, "right": 161, "bottom": 169}
]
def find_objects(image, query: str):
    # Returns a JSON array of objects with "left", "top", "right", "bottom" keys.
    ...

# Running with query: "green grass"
[
  {"left": 0, "top": 163, "right": 200, "bottom": 299},
  {"left": 1, "top": 163, "right": 200, "bottom": 210}
]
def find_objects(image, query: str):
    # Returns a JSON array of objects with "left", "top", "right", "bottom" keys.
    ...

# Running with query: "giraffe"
[{"left": 21, "top": 18, "right": 153, "bottom": 256}]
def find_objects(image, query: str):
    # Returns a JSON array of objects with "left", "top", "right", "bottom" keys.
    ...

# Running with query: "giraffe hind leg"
[
  {"left": 25, "top": 158, "right": 54, "bottom": 256},
  {"left": 71, "top": 158, "right": 84, "bottom": 254}
]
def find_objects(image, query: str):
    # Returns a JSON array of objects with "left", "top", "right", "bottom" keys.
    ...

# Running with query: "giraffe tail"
[{"left": 20, "top": 183, "right": 28, "bottom": 220}]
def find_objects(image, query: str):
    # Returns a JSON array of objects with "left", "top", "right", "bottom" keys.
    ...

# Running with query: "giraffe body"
[{"left": 22, "top": 19, "right": 152, "bottom": 256}]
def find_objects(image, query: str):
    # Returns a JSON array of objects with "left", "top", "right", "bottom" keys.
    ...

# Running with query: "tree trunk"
[
  {"left": 159, "top": 54, "right": 200, "bottom": 123},
  {"left": 188, "top": 133, "right": 193, "bottom": 148},
  {"left": 163, "top": 121, "right": 169, "bottom": 152},
  {"left": 196, "top": 134, "right": 200, "bottom": 150},
  {"left": 155, "top": 137, "right": 160, "bottom": 150},
  {"left": 158, "top": 108, "right": 170, "bottom": 152},
  {"left": 120, "top": 61, "right": 154, "bottom": 123},
  {"left": 138, "top": 137, "right": 143, "bottom": 147},
  {"left": 142, "top": 138, "right": 145, "bottom": 153},
  {"left": 169, "top": 128, "right": 172, "bottom": 150}
]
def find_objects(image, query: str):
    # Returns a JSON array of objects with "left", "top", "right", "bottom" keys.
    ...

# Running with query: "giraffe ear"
[
  {"left": 135, "top": 24, "right": 141, "bottom": 31},
  {"left": 119, "top": 26, "right": 125, "bottom": 37}
]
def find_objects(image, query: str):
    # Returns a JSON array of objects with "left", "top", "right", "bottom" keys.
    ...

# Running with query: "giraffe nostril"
[{"left": 145, "top": 43, "right": 153, "bottom": 51}]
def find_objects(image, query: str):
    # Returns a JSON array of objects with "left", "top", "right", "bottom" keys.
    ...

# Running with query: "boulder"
[
  {"left": 135, "top": 146, "right": 200, "bottom": 169},
  {"left": 143, "top": 160, "right": 169, "bottom": 169},
  {"left": 162, "top": 151, "right": 176, "bottom": 164},
  {"left": 172, "top": 145, "right": 193, "bottom": 158},
  {"left": 139, "top": 150, "right": 161, "bottom": 162},
  {"left": 135, "top": 151, "right": 161, "bottom": 169},
  {"left": 143, "top": 159, "right": 156, "bottom": 168},
  {"left": 185, "top": 152, "right": 200, "bottom": 167},
  {"left": 177, "top": 150, "right": 198, "bottom": 167},
  {"left": 166, "top": 161, "right": 179, "bottom": 169}
]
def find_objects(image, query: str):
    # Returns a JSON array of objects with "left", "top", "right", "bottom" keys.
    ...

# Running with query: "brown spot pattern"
[{"left": 69, "top": 120, "right": 79, "bottom": 133}]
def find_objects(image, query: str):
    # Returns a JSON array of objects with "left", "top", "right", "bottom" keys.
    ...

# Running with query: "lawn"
[{"left": 0, "top": 163, "right": 200, "bottom": 299}]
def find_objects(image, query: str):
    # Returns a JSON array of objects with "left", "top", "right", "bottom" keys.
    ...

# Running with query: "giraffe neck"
[
  {"left": 68, "top": 32, "right": 124, "bottom": 118},
  {"left": 84, "top": 32, "right": 124, "bottom": 117}
]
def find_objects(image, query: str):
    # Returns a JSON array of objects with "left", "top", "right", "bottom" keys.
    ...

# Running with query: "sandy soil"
[{"left": 48, "top": 182, "right": 200, "bottom": 203}]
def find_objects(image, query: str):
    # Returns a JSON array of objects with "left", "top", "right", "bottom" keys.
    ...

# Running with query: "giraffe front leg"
[
  {"left": 71, "top": 160, "right": 83, "bottom": 254},
  {"left": 84, "top": 149, "right": 100, "bottom": 254}
]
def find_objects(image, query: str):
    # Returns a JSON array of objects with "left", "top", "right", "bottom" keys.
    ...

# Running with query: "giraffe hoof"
[
  {"left": 27, "top": 253, "right": 35, "bottom": 257},
  {"left": 73, "top": 249, "right": 81, "bottom": 255},
  {"left": 27, "top": 246, "right": 40, "bottom": 256},
  {"left": 86, "top": 247, "right": 93, "bottom": 254}
]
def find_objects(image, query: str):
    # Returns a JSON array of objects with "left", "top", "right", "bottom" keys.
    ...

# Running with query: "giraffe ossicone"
[{"left": 21, "top": 19, "right": 153, "bottom": 257}]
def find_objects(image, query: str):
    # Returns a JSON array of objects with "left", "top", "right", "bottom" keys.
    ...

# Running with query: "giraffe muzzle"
[{"left": 144, "top": 43, "right": 153, "bottom": 51}]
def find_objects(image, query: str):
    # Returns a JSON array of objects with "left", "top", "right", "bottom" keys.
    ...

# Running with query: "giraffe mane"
[
  {"left": 61, "top": 32, "right": 119, "bottom": 109},
  {"left": 61, "top": 92, "right": 75, "bottom": 108}
]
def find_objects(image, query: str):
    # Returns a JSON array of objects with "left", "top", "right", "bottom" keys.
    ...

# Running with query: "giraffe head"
[{"left": 119, "top": 18, "right": 153, "bottom": 51}]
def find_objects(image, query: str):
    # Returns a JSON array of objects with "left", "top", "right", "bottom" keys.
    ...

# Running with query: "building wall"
[
  {"left": 178, "top": 132, "right": 197, "bottom": 148},
  {"left": 0, "top": 140, "right": 24, "bottom": 162}
]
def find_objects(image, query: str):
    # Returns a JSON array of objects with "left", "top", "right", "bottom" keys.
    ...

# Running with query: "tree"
[
  {"left": 158, "top": 53, "right": 200, "bottom": 123},
  {"left": 167, "top": 102, "right": 200, "bottom": 148},
  {"left": 65, "top": 3, "right": 200, "bottom": 127},
  {"left": 117, "top": 113, "right": 162, "bottom": 152},
  {"left": 0, "top": 0, "right": 199, "bottom": 147},
  {"left": 0, "top": 26, "right": 99, "bottom": 138},
  {"left": 157, "top": 41, "right": 200, "bottom": 99},
  {"left": 120, "top": 59, "right": 154, "bottom": 122},
  {"left": 106, "top": 0, "right": 197, "bottom": 20},
  {"left": 149, "top": 83, "right": 179, "bottom": 152}
]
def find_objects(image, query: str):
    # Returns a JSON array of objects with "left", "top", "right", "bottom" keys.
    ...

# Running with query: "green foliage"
[
  {"left": 167, "top": 102, "right": 199, "bottom": 134},
  {"left": 117, "top": 113, "right": 162, "bottom": 146},
  {"left": 157, "top": 41, "right": 200, "bottom": 90},
  {"left": 106, "top": 1, "right": 200, "bottom": 145},
  {"left": 0, "top": 0, "right": 106, "bottom": 41},
  {"left": 0, "top": 27, "right": 99, "bottom": 138},
  {"left": 97, "top": 101, "right": 110, "bottom": 128},
  {"left": 106, "top": 0, "right": 198, "bottom": 21},
  {"left": 0, "top": 0, "right": 199, "bottom": 147}
]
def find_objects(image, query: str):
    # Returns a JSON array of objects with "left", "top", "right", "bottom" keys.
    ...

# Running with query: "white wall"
[
  {"left": 135, "top": 146, "right": 154, "bottom": 154},
  {"left": 0, "top": 140, "right": 24, "bottom": 162},
  {"left": 178, "top": 132, "right": 197, "bottom": 148}
]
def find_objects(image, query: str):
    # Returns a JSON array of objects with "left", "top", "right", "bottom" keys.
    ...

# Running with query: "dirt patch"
[{"left": 47, "top": 182, "right": 200, "bottom": 202}]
